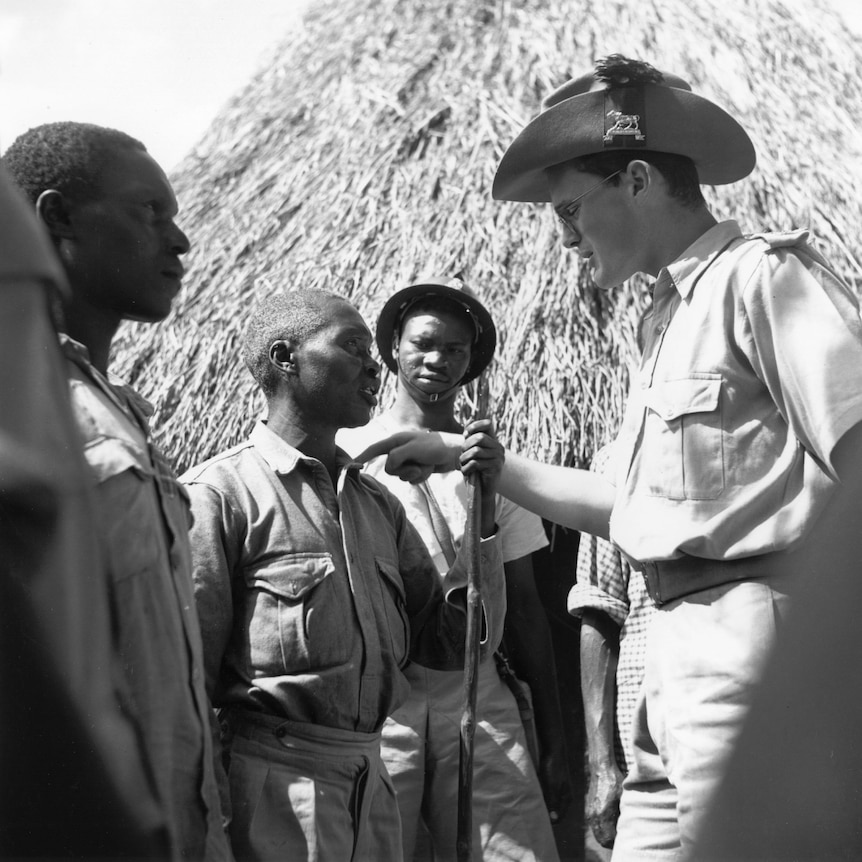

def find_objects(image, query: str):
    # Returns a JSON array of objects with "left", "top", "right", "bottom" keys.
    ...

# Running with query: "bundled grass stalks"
[{"left": 111, "top": 0, "right": 862, "bottom": 475}]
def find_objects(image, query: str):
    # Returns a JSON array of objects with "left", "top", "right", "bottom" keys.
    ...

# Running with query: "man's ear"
[
  {"left": 35, "top": 189, "right": 75, "bottom": 240},
  {"left": 627, "top": 160, "right": 654, "bottom": 200},
  {"left": 391, "top": 331, "right": 401, "bottom": 366},
  {"left": 269, "top": 339, "right": 296, "bottom": 376}
]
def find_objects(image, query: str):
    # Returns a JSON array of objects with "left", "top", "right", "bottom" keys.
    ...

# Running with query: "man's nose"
[
  {"left": 560, "top": 223, "right": 579, "bottom": 250},
  {"left": 169, "top": 221, "right": 191, "bottom": 255}
]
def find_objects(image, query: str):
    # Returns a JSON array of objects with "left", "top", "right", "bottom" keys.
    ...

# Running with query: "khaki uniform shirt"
[
  {"left": 0, "top": 165, "right": 168, "bottom": 857},
  {"left": 62, "top": 337, "right": 230, "bottom": 861},
  {"left": 182, "top": 420, "right": 504, "bottom": 732},
  {"left": 611, "top": 221, "right": 862, "bottom": 562}
]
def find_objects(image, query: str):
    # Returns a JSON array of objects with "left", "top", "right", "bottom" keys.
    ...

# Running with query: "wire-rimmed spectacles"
[{"left": 554, "top": 169, "right": 623, "bottom": 233}]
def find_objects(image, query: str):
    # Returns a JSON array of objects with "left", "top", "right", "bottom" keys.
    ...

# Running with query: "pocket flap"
[
  {"left": 84, "top": 435, "right": 154, "bottom": 483},
  {"left": 644, "top": 377, "right": 721, "bottom": 422},
  {"left": 376, "top": 558, "right": 406, "bottom": 603},
  {"left": 245, "top": 553, "right": 335, "bottom": 600}
]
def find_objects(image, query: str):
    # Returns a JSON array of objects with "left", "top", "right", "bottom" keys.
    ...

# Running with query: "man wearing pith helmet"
[
  {"left": 339, "top": 278, "right": 568, "bottom": 862},
  {"left": 374, "top": 55, "right": 862, "bottom": 858},
  {"left": 488, "top": 53, "right": 862, "bottom": 859}
]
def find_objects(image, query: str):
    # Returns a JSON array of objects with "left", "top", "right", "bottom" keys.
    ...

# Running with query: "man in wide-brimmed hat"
[
  {"left": 371, "top": 55, "right": 862, "bottom": 860},
  {"left": 339, "top": 278, "right": 568, "bottom": 862}
]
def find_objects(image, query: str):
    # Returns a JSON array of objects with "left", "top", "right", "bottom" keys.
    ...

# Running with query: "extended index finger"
[{"left": 354, "top": 431, "right": 418, "bottom": 464}]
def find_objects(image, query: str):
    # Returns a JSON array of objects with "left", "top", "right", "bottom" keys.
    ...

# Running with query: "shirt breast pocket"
[
  {"left": 642, "top": 375, "right": 725, "bottom": 501},
  {"left": 83, "top": 435, "right": 163, "bottom": 582},
  {"left": 243, "top": 553, "right": 348, "bottom": 675}
]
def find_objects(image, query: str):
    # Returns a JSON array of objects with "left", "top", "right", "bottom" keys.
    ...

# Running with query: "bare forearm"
[
  {"left": 581, "top": 608, "right": 625, "bottom": 846},
  {"left": 580, "top": 609, "right": 620, "bottom": 772},
  {"left": 361, "top": 430, "right": 615, "bottom": 539},
  {"left": 497, "top": 451, "right": 614, "bottom": 539}
]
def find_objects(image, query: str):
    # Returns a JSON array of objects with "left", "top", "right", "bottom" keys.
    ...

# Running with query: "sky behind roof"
[
  {"left": 0, "top": 0, "right": 309, "bottom": 170},
  {"left": 1, "top": 0, "right": 860, "bottom": 173}
]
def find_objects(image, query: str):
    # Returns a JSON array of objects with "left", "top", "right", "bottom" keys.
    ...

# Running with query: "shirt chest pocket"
[
  {"left": 641, "top": 375, "right": 725, "bottom": 501},
  {"left": 243, "top": 553, "right": 353, "bottom": 675},
  {"left": 84, "top": 435, "right": 164, "bottom": 582}
]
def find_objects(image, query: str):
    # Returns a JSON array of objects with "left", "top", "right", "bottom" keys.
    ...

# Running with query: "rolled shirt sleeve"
[{"left": 568, "top": 530, "right": 631, "bottom": 629}]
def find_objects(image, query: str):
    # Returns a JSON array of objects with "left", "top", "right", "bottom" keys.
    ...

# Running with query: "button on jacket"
[{"left": 181, "top": 420, "right": 505, "bottom": 733}]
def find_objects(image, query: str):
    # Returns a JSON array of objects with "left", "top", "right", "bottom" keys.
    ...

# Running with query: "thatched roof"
[{"left": 112, "top": 0, "right": 862, "bottom": 475}]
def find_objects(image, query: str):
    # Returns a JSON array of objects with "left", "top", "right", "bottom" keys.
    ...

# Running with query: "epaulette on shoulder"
[
  {"left": 749, "top": 229, "right": 811, "bottom": 251},
  {"left": 742, "top": 229, "right": 834, "bottom": 277}
]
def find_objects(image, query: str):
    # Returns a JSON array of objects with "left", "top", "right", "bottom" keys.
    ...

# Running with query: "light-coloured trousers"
[
  {"left": 383, "top": 659, "right": 559, "bottom": 862},
  {"left": 612, "top": 576, "right": 791, "bottom": 861}
]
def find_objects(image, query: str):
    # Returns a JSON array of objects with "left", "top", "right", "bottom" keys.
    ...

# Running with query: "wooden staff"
[{"left": 456, "top": 375, "right": 490, "bottom": 862}]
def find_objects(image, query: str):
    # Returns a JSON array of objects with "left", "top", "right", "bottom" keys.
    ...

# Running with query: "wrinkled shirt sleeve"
[
  {"left": 185, "top": 481, "right": 242, "bottom": 701},
  {"left": 740, "top": 237, "right": 862, "bottom": 480},
  {"left": 184, "top": 480, "right": 244, "bottom": 826}
]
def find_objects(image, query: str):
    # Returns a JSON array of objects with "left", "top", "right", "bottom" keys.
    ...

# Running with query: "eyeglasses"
[{"left": 554, "top": 169, "right": 623, "bottom": 233}]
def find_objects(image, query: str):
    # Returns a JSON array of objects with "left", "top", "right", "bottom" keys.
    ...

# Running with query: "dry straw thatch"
[{"left": 112, "top": 0, "right": 862, "bottom": 475}]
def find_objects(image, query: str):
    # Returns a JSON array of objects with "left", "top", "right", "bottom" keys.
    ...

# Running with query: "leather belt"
[{"left": 638, "top": 548, "right": 798, "bottom": 607}]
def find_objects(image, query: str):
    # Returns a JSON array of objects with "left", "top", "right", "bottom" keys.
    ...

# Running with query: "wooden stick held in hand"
[{"left": 456, "top": 374, "right": 490, "bottom": 862}]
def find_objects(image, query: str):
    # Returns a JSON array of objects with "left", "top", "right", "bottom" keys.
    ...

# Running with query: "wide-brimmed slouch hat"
[{"left": 493, "top": 55, "right": 756, "bottom": 202}]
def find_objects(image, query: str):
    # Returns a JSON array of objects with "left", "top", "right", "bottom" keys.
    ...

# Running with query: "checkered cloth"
[{"left": 568, "top": 443, "right": 655, "bottom": 770}]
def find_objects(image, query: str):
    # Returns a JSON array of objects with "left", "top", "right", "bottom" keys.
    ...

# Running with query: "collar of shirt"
[
  {"left": 250, "top": 419, "right": 361, "bottom": 482},
  {"left": 59, "top": 332, "right": 154, "bottom": 430},
  {"left": 655, "top": 220, "right": 743, "bottom": 301}
]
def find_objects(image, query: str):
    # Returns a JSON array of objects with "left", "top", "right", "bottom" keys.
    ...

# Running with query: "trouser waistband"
[
  {"left": 220, "top": 708, "right": 397, "bottom": 862},
  {"left": 638, "top": 548, "right": 799, "bottom": 607},
  {"left": 220, "top": 707, "right": 382, "bottom": 754}
]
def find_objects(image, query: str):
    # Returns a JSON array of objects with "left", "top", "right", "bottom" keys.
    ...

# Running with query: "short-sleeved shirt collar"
[
  {"left": 659, "top": 220, "right": 744, "bottom": 300},
  {"left": 250, "top": 419, "right": 358, "bottom": 478},
  {"left": 59, "top": 332, "right": 155, "bottom": 427}
]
